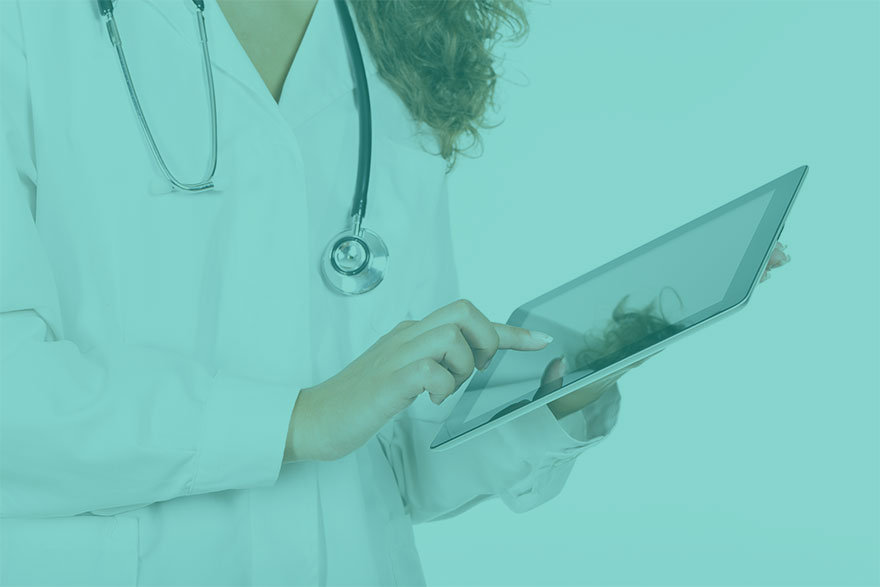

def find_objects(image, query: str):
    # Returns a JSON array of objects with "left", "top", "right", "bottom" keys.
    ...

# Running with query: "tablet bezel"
[{"left": 429, "top": 165, "right": 808, "bottom": 451}]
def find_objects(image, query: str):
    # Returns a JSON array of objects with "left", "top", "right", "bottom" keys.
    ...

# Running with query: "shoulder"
[{"left": 3, "top": 0, "right": 103, "bottom": 70}]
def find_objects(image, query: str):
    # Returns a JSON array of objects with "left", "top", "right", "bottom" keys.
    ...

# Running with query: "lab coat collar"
[
  {"left": 138, "top": 0, "right": 379, "bottom": 128},
  {"left": 276, "top": 0, "right": 379, "bottom": 128}
]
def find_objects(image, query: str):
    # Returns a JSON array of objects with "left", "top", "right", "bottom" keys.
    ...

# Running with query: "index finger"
[
  {"left": 493, "top": 323, "right": 553, "bottom": 351},
  {"left": 404, "top": 300, "right": 552, "bottom": 368}
]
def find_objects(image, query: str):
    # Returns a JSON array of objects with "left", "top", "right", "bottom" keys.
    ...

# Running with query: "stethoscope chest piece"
[{"left": 321, "top": 227, "right": 389, "bottom": 295}]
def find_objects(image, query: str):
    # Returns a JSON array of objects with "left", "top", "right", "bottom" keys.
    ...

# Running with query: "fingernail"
[
  {"left": 559, "top": 355, "right": 568, "bottom": 373},
  {"left": 530, "top": 330, "right": 553, "bottom": 344}
]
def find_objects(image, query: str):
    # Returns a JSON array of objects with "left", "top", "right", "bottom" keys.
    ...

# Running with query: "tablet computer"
[{"left": 429, "top": 165, "right": 808, "bottom": 451}]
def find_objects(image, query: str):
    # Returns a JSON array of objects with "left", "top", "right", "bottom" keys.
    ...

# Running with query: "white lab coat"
[{"left": 0, "top": 0, "right": 622, "bottom": 584}]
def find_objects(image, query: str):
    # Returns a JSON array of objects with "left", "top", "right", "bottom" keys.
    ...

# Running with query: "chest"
[
  {"left": 20, "top": 0, "right": 452, "bottom": 380},
  {"left": 215, "top": 0, "right": 319, "bottom": 102}
]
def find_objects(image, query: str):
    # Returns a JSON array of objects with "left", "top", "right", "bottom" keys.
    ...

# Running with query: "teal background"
[{"left": 415, "top": 1, "right": 879, "bottom": 585}]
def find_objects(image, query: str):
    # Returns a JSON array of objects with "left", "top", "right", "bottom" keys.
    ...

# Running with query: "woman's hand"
[
  {"left": 284, "top": 300, "right": 553, "bottom": 462},
  {"left": 760, "top": 241, "right": 791, "bottom": 282},
  {"left": 542, "top": 353, "right": 656, "bottom": 420}
]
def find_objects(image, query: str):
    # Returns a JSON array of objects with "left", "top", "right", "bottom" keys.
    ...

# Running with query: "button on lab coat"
[{"left": 0, "top": 0, "right": 622, "bottom": 584}]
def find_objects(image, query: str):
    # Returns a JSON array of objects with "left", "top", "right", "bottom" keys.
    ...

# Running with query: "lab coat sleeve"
[
  {"left": 377, "top": 175, "right": 623, "bottom": 524},
  {"left": 0, "top": 2, "right": 298, "bottom": 518},
  {"left": 382, "top": 384, "right": 621, "bottom": 524}
]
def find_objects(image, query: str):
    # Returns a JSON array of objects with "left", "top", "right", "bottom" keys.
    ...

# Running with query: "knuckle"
[
  {"left": 438, "top": 323, "right": 460, "bottom": 343},
  {"left": 489, "top": 328, "right": 501, "bottom": 349},
  {"left": 455, "top": 298, "right": 478, "bottom": 318},
  {"left": 415, "top": 358, "right": 434, "bottom": 379}
]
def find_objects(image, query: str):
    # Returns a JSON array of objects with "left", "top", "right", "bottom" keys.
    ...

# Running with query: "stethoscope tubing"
[
  {"left": 100, "top": 0, "right": 218, "bottom": 192},
  {"left": 99, "top": 0, "right": 386, "bottom": 295},
  {"left": 332, "top": 0, "right": 372, "bottom": 236}
]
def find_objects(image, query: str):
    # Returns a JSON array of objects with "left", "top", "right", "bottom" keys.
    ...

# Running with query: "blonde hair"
[{"left": 350, "top": 0, "right": 529, "bottom": 172}]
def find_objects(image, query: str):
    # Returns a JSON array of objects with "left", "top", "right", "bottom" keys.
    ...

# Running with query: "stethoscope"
[{"left": 97, "top": 0, "right": 389, "bottom": 295}]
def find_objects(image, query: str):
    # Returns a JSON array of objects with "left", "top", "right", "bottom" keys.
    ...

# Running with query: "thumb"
[{"left": 540, "top": 355, "right": 567, "bottom": 390}]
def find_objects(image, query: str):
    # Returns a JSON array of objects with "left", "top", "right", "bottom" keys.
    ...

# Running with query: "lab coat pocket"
[{"left": 0, "top": 515, "right": 139, "bottom": 586}]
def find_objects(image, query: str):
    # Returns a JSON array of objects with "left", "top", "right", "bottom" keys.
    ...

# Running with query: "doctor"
[{"left": 0, "top": 0, "right": 791, "bottom": 585}]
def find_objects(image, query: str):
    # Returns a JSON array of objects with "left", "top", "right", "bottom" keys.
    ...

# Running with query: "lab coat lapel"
[
  {"left": 278, "top": 0, "right": 379, "bottom": 130},
  {"left": 136, "top": 0, "right": 193, "bottom": 41},
  {"left": 138, "top": 0, "right": 380, "bottom": 128},
  {"left": 137, "top": 0, "right": 281, "bottom": 117},
  {"left": 277, "top": 0, "right": 352, "bottom": 129}
]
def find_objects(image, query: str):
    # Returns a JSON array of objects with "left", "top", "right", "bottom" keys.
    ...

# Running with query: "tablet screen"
[{"left": 432, "top": 166, "right": 807, "bottom": 449}]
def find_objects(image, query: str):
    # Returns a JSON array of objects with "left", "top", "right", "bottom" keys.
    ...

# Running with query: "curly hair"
[
  {"left": 349, "top": 0, "right": 530, "bottom": 172},
  {"left": 575, "top": 291, "right": 686, "bottom": 372}
]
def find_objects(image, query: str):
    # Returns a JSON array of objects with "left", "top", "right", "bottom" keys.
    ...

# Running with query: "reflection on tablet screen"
[{"left": 457, "top": 188, "right": 775, "bottom": 428}]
